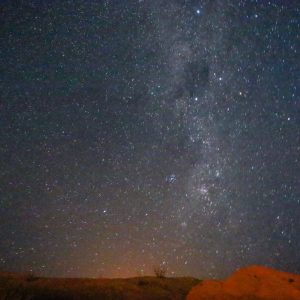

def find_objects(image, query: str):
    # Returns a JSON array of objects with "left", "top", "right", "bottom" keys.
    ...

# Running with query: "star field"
[{"left": 0, "top": 0, "right": 299, "bottom": 278}]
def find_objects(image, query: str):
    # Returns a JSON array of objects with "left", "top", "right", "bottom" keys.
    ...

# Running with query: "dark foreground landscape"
[
  {"left": 0, "top": 272, "right": 199, "bottom": 300},
  {"left": 1, "top": 266, "right": 300, "bottom": 300}
]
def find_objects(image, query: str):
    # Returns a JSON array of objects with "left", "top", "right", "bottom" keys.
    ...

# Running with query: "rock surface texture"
[{"left": 186, "top": 265, "right": 300, "bottom": 300}]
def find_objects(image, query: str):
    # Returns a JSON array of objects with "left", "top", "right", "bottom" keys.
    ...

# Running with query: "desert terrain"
[{"left": 1, "top": 265, "right": 300, "bottom": 300}]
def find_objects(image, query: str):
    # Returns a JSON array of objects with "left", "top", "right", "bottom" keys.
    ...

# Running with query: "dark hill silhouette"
[{"left": 0, "top": 271, "right": 199, "bottom": 300}]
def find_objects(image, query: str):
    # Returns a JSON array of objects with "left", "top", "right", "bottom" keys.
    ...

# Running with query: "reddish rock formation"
[{"left": 187, "top": 265, "right": 300, "bottom": 300}]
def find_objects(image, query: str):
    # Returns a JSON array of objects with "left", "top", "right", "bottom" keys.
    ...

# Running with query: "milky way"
[{"left": 1, "top": 1, "right": 299, "bottom": 278}]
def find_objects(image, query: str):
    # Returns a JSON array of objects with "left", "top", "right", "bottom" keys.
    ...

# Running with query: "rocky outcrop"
[{"left": 186, "top": 265, "right": 300, "bottom": 300}]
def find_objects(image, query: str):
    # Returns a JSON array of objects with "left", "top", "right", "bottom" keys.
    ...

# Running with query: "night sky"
[{"left": 1, "top": 0, "right": 299, "bottom": 279}]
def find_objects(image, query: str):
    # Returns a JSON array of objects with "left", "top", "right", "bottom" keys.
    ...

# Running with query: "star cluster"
[{"left": 0, "top": 0, "right": 299, "bottom": 278}]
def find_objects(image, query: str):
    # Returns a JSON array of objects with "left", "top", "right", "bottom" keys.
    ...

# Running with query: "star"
[{"left": 0, "top": 0, "right": 298, "bottom": 280}]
